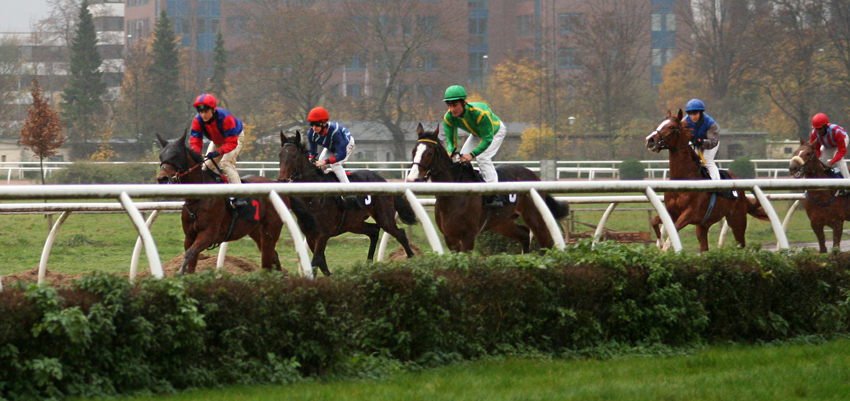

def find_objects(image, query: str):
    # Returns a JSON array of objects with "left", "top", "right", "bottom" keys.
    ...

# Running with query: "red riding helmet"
[
  {"left": 308, "top": 107, "right": 329, "bottom": 123},
  {"left": 812, "top": 113, "right": 829, "bottom": 129},
  {"left": 193, "top": 94, "right": 217, "bottom": 110}
]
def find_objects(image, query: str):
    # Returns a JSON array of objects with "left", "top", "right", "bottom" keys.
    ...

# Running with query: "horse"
[
  {"left": 645, "top": 109, "right": 769, "bottom": 252},
  {"left": 156, "top": 132, "right": 315, "bottom": 275},
  {"left": 406, "top": 123, "right": 570, "bottom": 253},
  {"left": 277, "top": 131, "right": 417, "bottom": 276},
  {"left": 788, "top": 140, "right": 850, "bottom": 252}
]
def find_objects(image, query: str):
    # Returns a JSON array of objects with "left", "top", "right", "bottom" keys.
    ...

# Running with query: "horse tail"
[
  {"left": 745, "top": 195, "right": 771, "bottom": 221},
  {"left": 544, "top": 193, "right": 570, "bottom": 220},
  {"left": 288, "top": 197, "right": 318, "bottom": 234},
  {"left": 394, "top": 195, "right": 419, "bottom": 225}
]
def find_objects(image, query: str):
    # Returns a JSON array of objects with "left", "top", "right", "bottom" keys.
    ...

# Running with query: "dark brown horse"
[
  {"left": 277, "top": 131, "right": 417, "bottom": 276},
  {"left": 157, "top": 132, "right": 314, "bottom": 275},
  {"left": 788, "top": 140, "right": 850, "bottom": 252},
  {"left": 645, "top": 109, "right": 769, "bottom": 252},
  {"left": 405, "top": 123, "right": 569, "bottom": 253}
]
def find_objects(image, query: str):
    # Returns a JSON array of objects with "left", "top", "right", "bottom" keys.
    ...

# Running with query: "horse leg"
[
  {"left": 491, "top": 221, "right": 532, "bottom": 253},
  {"left": 810, "top": 220, "right": 828, "bottom": 253},
  {"left": 695, "top": 225, "right": 710, "bottom": 253},
  {"left": 310, "top": 236, "right": 332, "bottom": 276},
  {"left": 364, "top": 223, "right": 380, "bottom": 261},
  {"left": 650, "top": 215, "right": 665, "bottom": 249},
  {"left": 377, "top": 219, "right": 415, "bottom": 258},
  {"left": 830, "top": 220, "right": 844, "bottom": 252}
]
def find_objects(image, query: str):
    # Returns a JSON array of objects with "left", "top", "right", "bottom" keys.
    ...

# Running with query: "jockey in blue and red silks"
[
  {"left": 810, "top": 113, "right": 850, "bottom": 179},
  {"left": 305, "top": 106, "right": 356, "bottom": 184},
  {"left": 190, "top": 93, "right": 245, "bottom": 184}
]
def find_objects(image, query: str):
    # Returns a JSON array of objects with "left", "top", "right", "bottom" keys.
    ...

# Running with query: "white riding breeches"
[
  {"left": 459, "top": 123, "right": 506, "bottom": 183},
  {"left": 203, "top": 131, "right": 244, "bottom": 184},
  {"left": 701, "top": 144, "right": 720, "bottom": 180},
  {"left": 317, "top": 137, "right": 356, "bottom": 184},
  {"left": 819, "top": 135, "right": 850, "bottom": 178}
]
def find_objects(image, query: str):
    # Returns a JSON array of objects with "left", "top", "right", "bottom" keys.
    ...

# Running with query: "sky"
[{"left": 0, "top": 0, "right": 51, "bottom": 32}]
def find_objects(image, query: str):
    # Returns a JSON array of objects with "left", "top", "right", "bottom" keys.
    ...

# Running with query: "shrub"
[
  {"left": 619, "top": 159, "right": 645, "bottom": 180},
  {"left": 728, "top": 157, "right": 755, "bottom": 178},
  {"left": 48, "top": 162, "right": 154, "bottom": 184}
]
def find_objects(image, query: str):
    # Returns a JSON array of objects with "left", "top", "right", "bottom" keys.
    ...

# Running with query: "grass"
[
  {"left": 73, "top": 338, "right": 850, "bottom": 401},
  {"left": 0, "top": 193, "right": 829, "bottom": 277}
]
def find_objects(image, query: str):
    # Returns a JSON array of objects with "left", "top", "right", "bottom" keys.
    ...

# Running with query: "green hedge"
[
  {"left": 47, "top": 162, "right": 154, "bottom": 184},
  {"left": 1, "top": 243, "right": 849, "bottom": 399}
]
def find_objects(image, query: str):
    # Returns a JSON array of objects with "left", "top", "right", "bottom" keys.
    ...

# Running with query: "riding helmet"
[
  {"left": 308, "top": 107, "right": 329, "bottom": 122},
  {"left": 812, "top": 113, "right": 829, "bottom": 129},
  {"left": 685, "top": 99, "right": 705, "bottom": 113},
  {"left": 443, "top": 85, "right": 468, "bottom": 102},
  {"left": 193, "top": 93, "right": 217, "bottom": 110}
]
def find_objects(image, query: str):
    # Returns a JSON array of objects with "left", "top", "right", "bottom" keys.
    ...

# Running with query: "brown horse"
[
  {"left": 156, "top": 132, "right": 315, "bottom": 275},
  {"left": 277, "top": 131, "right": 417, "bottom": 276},
  {"left": 788, "top": 140, "right": 850, "bottom": 252},
  {"left": 645, "top": 109, "right": 769, "bottom": 252},
  {"left": 406, "top": 123, "right": 569, "bottom": 253}
]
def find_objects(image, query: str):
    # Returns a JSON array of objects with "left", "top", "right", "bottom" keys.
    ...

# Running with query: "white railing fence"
[
  {"left": 2, "top": 178, "right": 846, "bottom": 291},
  {"left": 0, "top": 158, "right": 794, "bottom": 183}
]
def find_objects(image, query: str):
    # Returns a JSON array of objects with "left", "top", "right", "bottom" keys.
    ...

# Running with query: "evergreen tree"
[
  {"left": 60, "top": 0, "right": 106, "bottom": 159},
  {"left": 147, "top": 10, "right": 184, "bottom": 149},
  {"left": 207, "top": 30, "right": 228, "bottom": 107}
]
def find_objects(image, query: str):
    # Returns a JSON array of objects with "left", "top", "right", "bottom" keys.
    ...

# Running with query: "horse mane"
[{"left": 282, "top": 132, "right": 334, "bottom": 181}]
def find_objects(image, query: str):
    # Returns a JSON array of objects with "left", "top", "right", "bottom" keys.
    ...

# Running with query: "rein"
[
  {"left": 411, "top": 139, "right": 466, "bottom": 182},
  {"left": 280, "top": 142, "right": 306, "bottom": 182}
]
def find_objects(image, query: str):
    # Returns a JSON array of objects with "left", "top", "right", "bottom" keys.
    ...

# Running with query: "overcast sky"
[{"left": 0, "top": 0, "right": 51, "bottom": 32}]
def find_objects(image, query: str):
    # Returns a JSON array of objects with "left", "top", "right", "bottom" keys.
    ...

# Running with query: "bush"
[
  {"left": 619, "top": 159, "right": 645, "bottom": 180},
  {"left": 729, "top": 157, "right": 755, "bottom": 178},
  {"left": 48, "top": 162, "right": 154, "bottom": 184}
]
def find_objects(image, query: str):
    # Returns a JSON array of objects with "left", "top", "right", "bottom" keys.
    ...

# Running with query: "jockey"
[
  {"left": 683, "top": 98, "right": 721, "bottom": 180},
  {"left": 190, "top": 93, "right": 244, "bottom": 184},
  {"left": 443, "top": 84, "right": 507, "bottom": 208},
  {"left": 306, "top": 106, "right": 356, "bottom": 184},
  {"left": 810, "top": 113, "right": 849, "bottom": 178}
]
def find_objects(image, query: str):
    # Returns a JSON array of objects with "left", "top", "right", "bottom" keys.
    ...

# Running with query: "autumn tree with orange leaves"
[{"left": 19, "top": 77, "right": 66, "bottom": 185}]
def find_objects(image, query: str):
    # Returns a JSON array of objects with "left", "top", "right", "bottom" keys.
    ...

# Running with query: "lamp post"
[{"left": 482, "top": 54, "right": 489, "bottom": 86}]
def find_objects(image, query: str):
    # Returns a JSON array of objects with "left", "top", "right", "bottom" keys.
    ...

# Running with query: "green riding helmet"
[{"left": 443, "top": 85, "right": 467, "bottom": 102}]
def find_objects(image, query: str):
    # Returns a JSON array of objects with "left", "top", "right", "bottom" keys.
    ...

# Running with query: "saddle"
[
  {"left": 327, "top": 171, "right": 371, "bottom": 210},
  {"left": 699, "top": 167, "right": 737, "bottom": 199},
  {"left": 460, "top": 162, "right": 517, "bottom": 206}
]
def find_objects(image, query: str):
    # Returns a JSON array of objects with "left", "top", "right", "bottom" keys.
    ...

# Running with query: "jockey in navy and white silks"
[
  {"left": 190, "top": 93, "right": 244, "bottom": 184},
  {"left": 306, "top": 107, "right": 356, "bottom": 184},
  {"left": 682, "top": 98, "right": 721, "bottom": 180},
  {"left": 810, "top": 113, "right": 850, "bottom": 178}
]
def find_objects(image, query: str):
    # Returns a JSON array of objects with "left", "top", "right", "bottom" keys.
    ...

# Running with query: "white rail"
[{"left": 1, "top": 179, "right": 844, "bottom": 291}]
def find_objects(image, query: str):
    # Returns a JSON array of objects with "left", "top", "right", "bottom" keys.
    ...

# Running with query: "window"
[
  {"left": 517, "top": 14, "right": 532, "bottom": 36},
  {"left": 469, "top": 16, "right": 487, "bottom": 36},
  {"left": 211, "top": 18, "right": 220, "bottom": 34},
  {"left": 346, "top": 84, "right": 362, "bottom": 99},
  {"left": 468, "top": 51, "right": 486, "bottom": 71},
  {"left": 226, "top": 16, "right": 248, "bottom": 35},
  {"left": 416, "top": 50, "right": 439, "bottom": 70},
  {"left": 180, "top": 18, "right": 190, "bottom": 33},
  {"left": 416, "top": 15, "right": 438, "bottom": 36},
  {"left": 196, "top": 18, "right": 206, "bottom": 34},
  {"left": 558, "top": 13, "right": 581, "bottom": 33},
  {"left": 346, "top": 50, "right": 368, "bottom": 70},
  {"left": 652, "top": 13, "right": 676, "bottom": 31},
  {"left": 652, "top": 48, "right": 675, "bottom": 67},
  {"left": 558, "top": 47, "right": 580, "bottom": 68}
]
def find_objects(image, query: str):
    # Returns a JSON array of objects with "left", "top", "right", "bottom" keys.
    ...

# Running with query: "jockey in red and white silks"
[{"left": 810, "top": 113, "right": 849, "bottom": 178}]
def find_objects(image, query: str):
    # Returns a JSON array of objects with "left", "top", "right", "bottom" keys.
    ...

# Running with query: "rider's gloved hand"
[
  {"left": 206, "top": 150, "right": 220, "bottom": 159},
  {"left": 694, "top": 138, "right": 704, "bottom": 148}
]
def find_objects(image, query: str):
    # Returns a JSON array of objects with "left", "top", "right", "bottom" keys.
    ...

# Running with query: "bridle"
[
  {"left": 790, "top": 143, "right": 826, "bottom": 178},
  {"left": 279, "top": 142, "right": 305, "bottom": 183},
  {"left": 649, "top": 118, "right": 690, "bottom": 152},
  {"left": 410, "top": 139, "right": 463, "bottom": 182}
]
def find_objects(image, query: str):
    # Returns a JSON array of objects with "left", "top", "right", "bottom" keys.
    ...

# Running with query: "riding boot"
[{"left": 483, "top": 195, "right": 504, "bottom": 208}]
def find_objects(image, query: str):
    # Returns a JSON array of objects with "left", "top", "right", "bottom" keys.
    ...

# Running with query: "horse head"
[
  {"left": 789, "top": 140, "right": 824, "bottom": 178},
  {"left": 278, "top": 130, "right": 309, "bottom": 182},
  {"left": 157, "top": 131, "right": 192, "bottom": 184},
  {"left": 646, "top": 109, "right": 692, "bottom": 152},
  {"left": 407, "top": 123, "right": 444, "bottom": 182}
]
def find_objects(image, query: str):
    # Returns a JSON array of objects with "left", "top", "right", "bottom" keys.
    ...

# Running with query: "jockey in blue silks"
[
  {"left": 305, "top": 106, "right": 356, "bottom": 184},
  {"left": 683, "top": 98, "right": 721, "bottom": 180}
]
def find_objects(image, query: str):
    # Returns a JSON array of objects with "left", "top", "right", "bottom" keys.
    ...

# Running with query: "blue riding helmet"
[{"left": 685, "top": 99, "right": 706, "bottom": 113}]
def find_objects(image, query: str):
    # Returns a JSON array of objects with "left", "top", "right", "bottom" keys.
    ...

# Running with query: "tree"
[
  {"left": 235, "top": 2, "right": 353, "bottom": 131},
  {"left": 113, "top": 40, "right": 155, "bottom": 157},
  {"left": 207, "top": 30, "right": 228, "bottom": 107},
  {"left": 147, "top": 10, "right": 184, "bottom": 145},
  {"left": 339, "top": 0, "right": 465, "bottom": 159},
  {"left": 20, "top": 77, "right": 66, "bottom": 185},
  {"left": 61, "top": 0, "right": 107, "bottom": 159}
]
